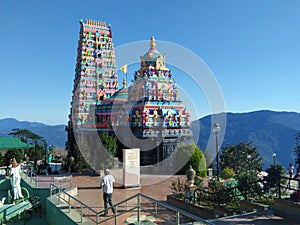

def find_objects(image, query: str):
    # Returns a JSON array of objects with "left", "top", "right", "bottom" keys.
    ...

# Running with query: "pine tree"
[
  {"left": 294, "top": 132, "right": 300, "bottom": 170},
  {"left": 219, "top": 142, "right": 263, "bottom": 176}
]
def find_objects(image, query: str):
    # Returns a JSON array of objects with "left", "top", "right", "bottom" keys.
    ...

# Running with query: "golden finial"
[
  {"left": 150, "top": 36, "right": 156, "bottom": 49},
  {"left": 123, "top": 77, "right": 127, "bottom": 88}
]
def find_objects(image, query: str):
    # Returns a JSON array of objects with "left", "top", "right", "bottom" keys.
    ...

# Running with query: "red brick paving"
[{"left": 71, "top": 170, "right": 186, "bottom": 224}]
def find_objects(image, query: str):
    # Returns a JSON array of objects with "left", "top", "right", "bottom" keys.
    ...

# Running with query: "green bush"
[
  {"left": 176, "top": 142, "right": 207, "bottom": 177},
  {"left": 0, "top": 153, "right": 3, "bottom": 166}
]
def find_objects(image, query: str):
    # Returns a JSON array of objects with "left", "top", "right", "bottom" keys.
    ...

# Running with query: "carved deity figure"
[{"left": 186, "top": 165, "right": 196, "bottom": 187}]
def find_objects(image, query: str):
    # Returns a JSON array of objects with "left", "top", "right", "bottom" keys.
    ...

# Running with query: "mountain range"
[
  {"left": 193, "top": 110, "right": 300, "bottom": 169},
  {"left": 0, "top": 110, "right": 299, "bottom": 169}
]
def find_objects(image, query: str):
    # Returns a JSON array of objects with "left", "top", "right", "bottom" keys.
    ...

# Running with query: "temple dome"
[{"left": 141, "top": 36, "right": 162, "bottom": 65}]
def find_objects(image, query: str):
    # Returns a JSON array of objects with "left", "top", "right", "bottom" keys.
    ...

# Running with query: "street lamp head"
[
  {"left": 272, "top": 153, "right": 276, "bottom": 157},
  {"left": 213, "top": 122, "right": 221, "bottom": 134}
]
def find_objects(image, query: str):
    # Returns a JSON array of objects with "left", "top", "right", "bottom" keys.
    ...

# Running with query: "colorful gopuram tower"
[
  {"left": 69, "top": 19, "right": 117, "bottom": 127},
  {"left": 66, "top": 19, "right": 118, "bottom": 160}
]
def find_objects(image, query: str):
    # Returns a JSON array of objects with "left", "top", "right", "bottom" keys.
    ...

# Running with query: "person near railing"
[
  {"left": 9, "top": 158, "right": 24, "bottom": 200},
  {"left": 100, "top": 169, "right": 116, "bottom": 216}
]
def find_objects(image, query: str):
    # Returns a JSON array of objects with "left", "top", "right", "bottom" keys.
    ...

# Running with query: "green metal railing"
[
  {"left": 50, "top": 183, "right": 214, "bottom": 225},
  {"left": 21, "top": 166, "right": 72, "bottom": 189}
]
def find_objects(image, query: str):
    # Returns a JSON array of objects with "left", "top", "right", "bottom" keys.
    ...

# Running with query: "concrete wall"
[
  {"left": 167, "top": 194, "right": 215, "bottom": 219},
  {"left": 21, "top": 178, "right": 50, "bottom": 212},
  {"left": 274, "top": 198, "right": 300, "bottom": 220},
  {"left": 239, "top": 200, "right": 268, "bottom": 213}
]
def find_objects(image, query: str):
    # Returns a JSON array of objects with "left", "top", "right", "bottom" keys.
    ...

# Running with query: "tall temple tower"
[
  {"left": 66, "top": 19, "right": 118, "bottom": 161},
  {"left": 70, "top": 19, "right": 118, "bottom": 127}
]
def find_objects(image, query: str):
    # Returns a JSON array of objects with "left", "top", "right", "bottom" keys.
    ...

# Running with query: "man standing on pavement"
[{"left": 100, "top": 169, "right": 116, "bottom": 216}]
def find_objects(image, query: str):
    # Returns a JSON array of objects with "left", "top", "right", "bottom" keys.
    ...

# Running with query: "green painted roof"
[
  {"left": 0, "top": 137, "right": 34, "bottom": 150},
  {"left": 110, "top": 87, "right": 128, "bottom": 99}
]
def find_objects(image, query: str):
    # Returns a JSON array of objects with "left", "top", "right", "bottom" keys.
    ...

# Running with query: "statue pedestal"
[{"left": 184, "top": 185, "right": 197, "bottom": 203}]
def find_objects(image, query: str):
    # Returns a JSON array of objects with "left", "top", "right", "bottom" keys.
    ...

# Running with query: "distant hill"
[
  {"left": 1, "top": 110, "right": 299, "bottom": 168},
  {"left": 193, "top": 110, "right": 300, "bottom": 169},
  {"left": 0, "top": 118, "right": 66, "bottom": 148}
]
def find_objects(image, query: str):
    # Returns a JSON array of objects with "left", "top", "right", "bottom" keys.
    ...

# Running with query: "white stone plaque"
[{"left": 123, "top": 148, "right": 140, "bottom": 188}]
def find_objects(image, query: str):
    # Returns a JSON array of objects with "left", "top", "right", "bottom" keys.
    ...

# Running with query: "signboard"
[{"left": 123, "top": 148, "right": 140, "bottom": 188}]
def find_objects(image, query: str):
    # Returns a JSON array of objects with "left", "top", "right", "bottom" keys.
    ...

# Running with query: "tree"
[
  {"left": 3, "top": 149, "right": 23, "bottom": 166},
  {"left": 175, "top": 142, "right": 207, "bottom": 177},
  {"left": 265, "top": 164, "right": 286, "bottom": 189},
  {"left": 219, "top": 142, "right": 263, "bottom": 199},
  {"left": 9, "top": 129, "right": 42, "bottom": 143},
  {"left": 294, "top": 132, "right": 300, "bottom": 169},
  {"left": 100, "top": 133, "right": 117, "bottom": 156},
  {"left": 0, "top": 153, "right": 3, "bottom": 166},
  {"left": 9, "top": 129, "right": 44, "bottom": 161},
  {"left": 219, "top": 142, "right": 263, "bottom": 176},
  {"left": 70, "top": 134, "right": 90, "bottom": 172}
]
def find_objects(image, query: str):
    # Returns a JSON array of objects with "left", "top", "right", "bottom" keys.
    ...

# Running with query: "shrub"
[
  {"left": 169, "top": 177, "right": 185, "bottom": 197},
  {"left": 221, "top": 167, "right": 235, "bottom": 179},
  {"left": 176, "top": 142, "right": 207, "bottom": 177}
]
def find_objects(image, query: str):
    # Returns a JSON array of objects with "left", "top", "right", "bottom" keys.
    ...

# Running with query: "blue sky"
[{"left": 1, "top": 0, "right": 300, "bottom": 125}]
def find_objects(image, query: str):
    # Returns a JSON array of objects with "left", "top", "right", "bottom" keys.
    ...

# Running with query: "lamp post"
[
  {"left": 213, "top": 122, "right": 221, "bottom": 181},
  {"left": 272, "top": 153, "right": 276, "bottom": 166}
]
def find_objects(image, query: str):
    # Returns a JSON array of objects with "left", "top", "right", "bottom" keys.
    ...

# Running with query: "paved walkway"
[
  {"left": 71, "top": 171, "right": 186, "bottom": 224},
  {"left": 71, "top": 170, "right": 300, "bottom": 225}
]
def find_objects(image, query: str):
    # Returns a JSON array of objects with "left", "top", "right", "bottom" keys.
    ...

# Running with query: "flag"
[{"left": 120, "top": 64, "right": 128, "bottom": 74}]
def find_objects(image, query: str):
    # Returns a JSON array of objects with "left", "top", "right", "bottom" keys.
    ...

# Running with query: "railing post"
[
  {"left": 137, "top": 194, "right": 140, "bottom": 222},
  {"left": 114, "top": 207, "right": 117, "bottom": 225},
  {"left": 68, "top": 195, "right": 71, "bottom": 213},
  {"left": 176, "top": 211, "right": 180, "bottom": 225},
  {"left": 57, "top": 187, "right": 61, "bottom": 205},
  {"left": 80, "top": 203, "right": 83, "bottom": 223},
  {"left": 155, "top": 202, "right": 158, "bottom": 216}
]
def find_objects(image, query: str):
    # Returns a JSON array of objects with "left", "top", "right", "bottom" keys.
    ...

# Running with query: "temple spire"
[{"left": 150, "top": 36, "right": 156, "bottom": 49}]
